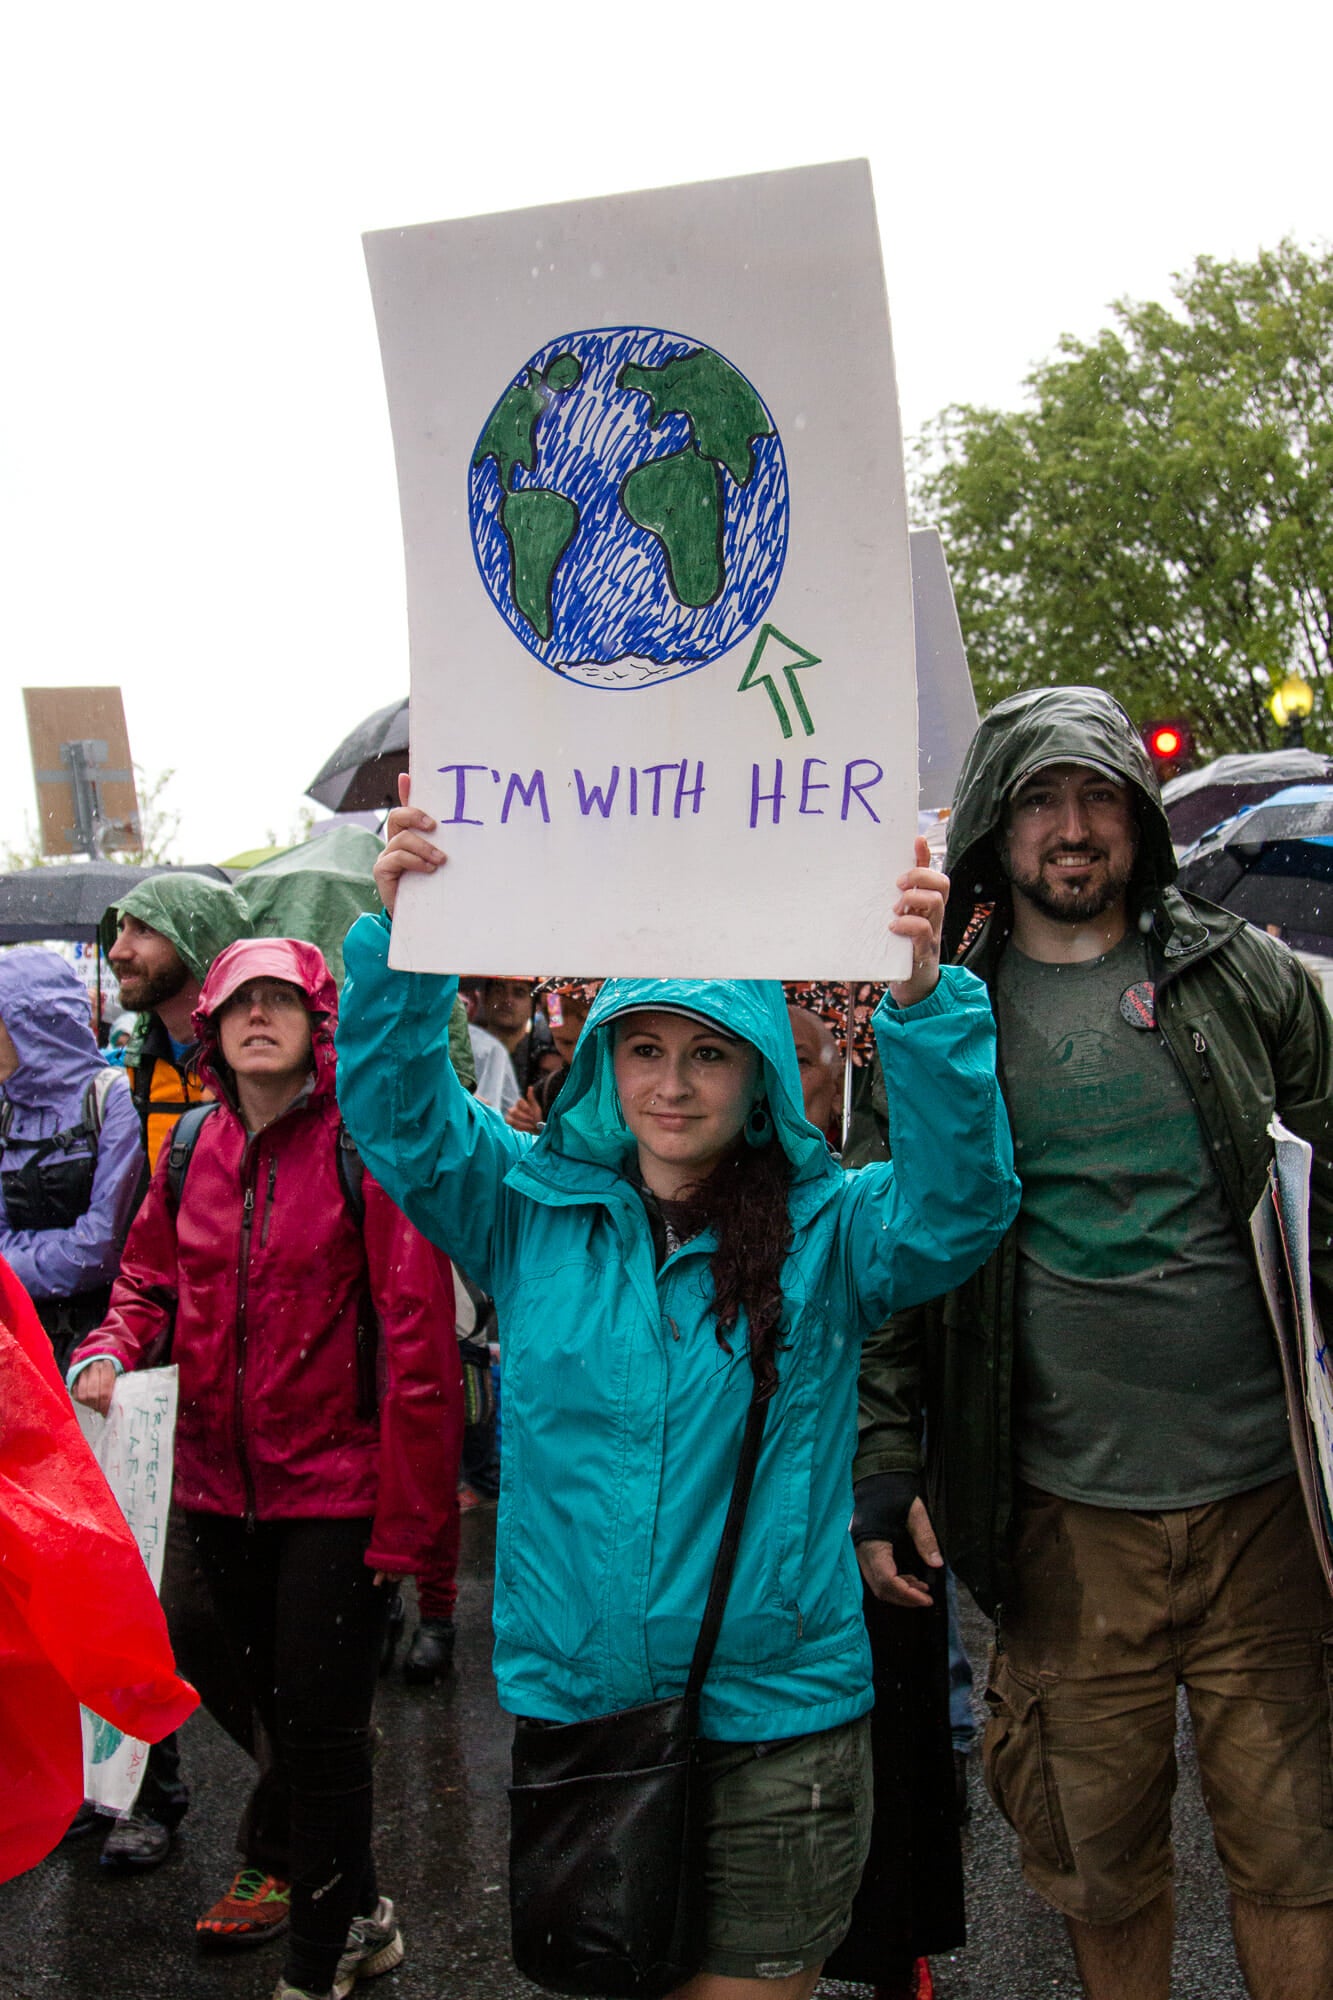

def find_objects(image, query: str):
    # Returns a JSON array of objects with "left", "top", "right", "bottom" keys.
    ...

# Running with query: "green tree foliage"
[{"left": 914, "top": 241, "right": 1333, "bottom": 752}]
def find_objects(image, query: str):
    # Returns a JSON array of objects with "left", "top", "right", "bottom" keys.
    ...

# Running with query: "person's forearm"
[
  {"left": 841, "top": 966, "right": 1018, "bottom": 1323},
  {"left": 338, "top": 913, "right": 527, "bottom": 1288},
  {"left": 1, "top": 1208, "right": 126, "bottom": 1300},
  {"left": 853, "top": 1305, "right": 925, "bottom": 1483}
]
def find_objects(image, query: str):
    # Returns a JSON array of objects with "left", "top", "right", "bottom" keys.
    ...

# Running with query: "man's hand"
[
  {"left": 374, "top": 773, "right": 449, "bottom": 918},
  {"left": 71, "top": 1360, "right": 118, "bottom": 1417},
  {"left": 505, "top": 1088, "right": 544, "bottom": 1134},
  {"left": 888, "top": 836, "right": 949, "bottom": 1008},
  {"left": 856, "top": 1497, "right": 944, "bottom": 1610}
]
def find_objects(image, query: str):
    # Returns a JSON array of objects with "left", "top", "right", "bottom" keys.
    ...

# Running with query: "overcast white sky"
[{"left": 3, "top": 1, "right": 1330, "bottom": 864}]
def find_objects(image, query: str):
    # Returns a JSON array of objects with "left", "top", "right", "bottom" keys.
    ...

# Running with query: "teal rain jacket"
[{"left": 336, "top": 913, "right": 1018, "bottom": 1741}]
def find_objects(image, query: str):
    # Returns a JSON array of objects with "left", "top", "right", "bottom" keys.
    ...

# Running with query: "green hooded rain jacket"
[{"left": 850, "top": 686, "right": 1333, "bottom": 1618}]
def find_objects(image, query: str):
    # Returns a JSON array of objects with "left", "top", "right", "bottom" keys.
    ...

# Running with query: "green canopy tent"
[
  {"left": 233, "top": 825, "right": 385, "bottom": 986},
  {"left": 234, "top": 825, "right": 474, "bottom": 1087}
]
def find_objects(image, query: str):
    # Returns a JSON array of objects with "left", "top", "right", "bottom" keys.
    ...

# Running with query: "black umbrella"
[
  {"left": 306, "top": 697, "right": 408, "bottom": 813},
  {"left": 1175, "top": 791, "right": 1333, "bottom": 947},
  {"left": 0, "top": 861, "right": 230, "bottom": 945},
  {"left": 1162, "top": 749, "right": 1333, "bottom": 846}
]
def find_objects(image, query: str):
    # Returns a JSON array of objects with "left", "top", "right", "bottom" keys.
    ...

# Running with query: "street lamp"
[{"left": 1270, "top": 674, "right": 1315, "bottom": 748}]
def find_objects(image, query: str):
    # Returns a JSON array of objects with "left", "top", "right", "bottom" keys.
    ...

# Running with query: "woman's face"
[
  {"left": 612, "top": 1011, "right": 760, "bottom": 1192},
  {"left": 216, "top": 978, "right": 313, "bottom": 1083}
]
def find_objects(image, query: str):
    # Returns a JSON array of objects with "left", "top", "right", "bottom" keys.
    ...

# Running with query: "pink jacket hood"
[{"left": 193, "top": 937, "right": 338, "bottom": 1102}]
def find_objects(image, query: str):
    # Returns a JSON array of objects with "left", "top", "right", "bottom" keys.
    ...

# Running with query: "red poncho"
[{"left": 0, "top": 1255, "right": 197, "bottom": 1881}]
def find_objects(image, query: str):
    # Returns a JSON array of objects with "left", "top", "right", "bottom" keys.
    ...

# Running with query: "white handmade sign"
[
  {"left": 365, "top": 160, "right": 916, "bottom": 979},
  {"left": 1250, "top": 1123, "right": 1333, "bottom": 1597},
  {"left": 74, "top": 1367, "right": 179, "bottom": 1815}
]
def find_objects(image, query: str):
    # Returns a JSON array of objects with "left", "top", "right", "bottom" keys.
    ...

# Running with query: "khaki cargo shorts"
[{"left": 982, "top": 1475, "right": 1333, "bottom": 1925}]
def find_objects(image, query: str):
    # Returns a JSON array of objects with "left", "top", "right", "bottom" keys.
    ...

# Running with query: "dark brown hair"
[{"left": 672, "top": 1137, "right": 793, "bottom": 1401}]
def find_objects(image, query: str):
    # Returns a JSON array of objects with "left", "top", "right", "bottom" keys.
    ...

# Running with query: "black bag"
[{"left": 507, "top": 1391, "right": 769, "bottom": 1999}]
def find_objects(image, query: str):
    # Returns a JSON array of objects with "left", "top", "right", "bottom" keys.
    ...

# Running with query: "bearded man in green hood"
[
  {"left": 105, "top": 872, "right": 254, "bottom": 1173},
  {"left": 851, "top": 686, "right": 1333, "bottom": 2000}
]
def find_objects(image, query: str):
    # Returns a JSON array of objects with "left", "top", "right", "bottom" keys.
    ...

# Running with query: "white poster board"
[
  {"left": 365, "top": 160, "right": 916, "bottom": 979},
  {"left": 1250, "top": 1121, "right": 1333, "bottom": 1596},
  {"left": 74, "top": 1367, "right": 179, "bottom": 1814}
]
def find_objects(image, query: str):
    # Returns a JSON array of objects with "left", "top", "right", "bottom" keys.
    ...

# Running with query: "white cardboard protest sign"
[
  {"left": 1250, "top": 1122, "right": 1333, "bottom": 1598},
  {"left": 74, "top": 1366, "right": 179, "bottom": 1815},
  {"left": 365, "top": 160, "right": 916, "bottom": 978}
]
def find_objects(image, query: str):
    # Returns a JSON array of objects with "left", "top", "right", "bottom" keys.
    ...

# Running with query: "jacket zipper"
[
  {"left": 259, "top": 1156, "right": 277, "bottom": 1247},
  {"left": 1154, "top": 968, "right": 1252, "bottom": 1246},
  {"left": 234, "top": 1147, "right": 260, "bottom": 1529}
]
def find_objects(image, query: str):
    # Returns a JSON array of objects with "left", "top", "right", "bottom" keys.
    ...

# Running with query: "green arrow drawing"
[{"left": 737, "top": 624, "right": 822, "bottom": 740}]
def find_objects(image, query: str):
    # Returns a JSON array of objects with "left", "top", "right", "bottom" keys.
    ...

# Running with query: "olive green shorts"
[{"left": 693, "top": 1714, "right": 873, "bottom": 1980}]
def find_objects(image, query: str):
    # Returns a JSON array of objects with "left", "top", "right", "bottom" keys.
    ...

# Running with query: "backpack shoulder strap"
[
  {"left": 336, "top": 1119, "right": 367, "bottom": 1232},
  {"left": 84, "top": 1065, "right": 127, "bottom": 1140},
  {"left": 166, "top": 1101, "right": 220, "bottom": 1212},
  {"left": 3, "top": 1081, "right": 111, "bottom": 1162}
]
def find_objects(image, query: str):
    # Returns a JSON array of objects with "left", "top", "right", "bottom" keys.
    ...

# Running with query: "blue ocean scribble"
[{"left": 468, "top": 327, "right": 789, "bottom": 690}]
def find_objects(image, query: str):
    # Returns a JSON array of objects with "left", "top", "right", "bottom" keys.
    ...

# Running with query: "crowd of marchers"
[{"left": 1, "top": 684, "right": 1331, "bottom": 2000}]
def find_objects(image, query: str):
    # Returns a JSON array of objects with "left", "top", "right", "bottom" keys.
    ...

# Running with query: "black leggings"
[{"left": 187, "top": 1514, "right": 388, "bottom": 1993}]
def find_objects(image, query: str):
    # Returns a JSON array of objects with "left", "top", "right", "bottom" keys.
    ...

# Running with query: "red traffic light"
[{"left": 1143, "top": 719, "right": 1194, "bottom": 770}]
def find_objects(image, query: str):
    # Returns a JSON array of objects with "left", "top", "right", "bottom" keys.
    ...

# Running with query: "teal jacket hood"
[
  {"left": 538, "top": 976, "right": 836, "bottom": 1190},
  {"left": 944, "top": 685, "right": 1177, "bottom": 957}
]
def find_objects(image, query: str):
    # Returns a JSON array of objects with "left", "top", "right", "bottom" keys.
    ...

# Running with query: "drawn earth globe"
[{"left": 467, "top": 326, "right": 789, "bottom": 691}]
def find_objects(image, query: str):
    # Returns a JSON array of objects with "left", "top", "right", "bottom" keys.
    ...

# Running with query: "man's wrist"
[{"left": 851, "top": 1468, "right": 919, "bottom": 1544}]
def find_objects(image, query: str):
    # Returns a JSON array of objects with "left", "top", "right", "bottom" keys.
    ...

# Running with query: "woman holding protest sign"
[
  {"left": 71, "top": 936, "right": 460, "bottom": 2000},
  {"left": 334, "top": 776, "right": 1017, "bottom": 2000}
]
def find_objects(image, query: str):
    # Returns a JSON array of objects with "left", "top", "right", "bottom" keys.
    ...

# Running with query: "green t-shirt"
[{"left": 996, "top": 932, "right": 1292, "bottom": 1508}]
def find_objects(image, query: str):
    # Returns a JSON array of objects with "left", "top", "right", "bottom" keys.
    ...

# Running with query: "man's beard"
[
  {"left": 117, "top": 960, "right": 190, "bottom": 1011},
  {"left": 1004, "top": 846, "right": 1136, "bottom": 925}
]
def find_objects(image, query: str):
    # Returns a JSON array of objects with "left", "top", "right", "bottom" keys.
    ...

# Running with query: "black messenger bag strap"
[
  {"left": 506, "top": 1386, "right": 772, "bottom": 2000},
  {"left": 684, "top": 1389, "right": 771, "bottom": 1701}
]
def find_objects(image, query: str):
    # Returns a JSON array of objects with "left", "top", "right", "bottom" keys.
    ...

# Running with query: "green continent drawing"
[
  {"left": 472, "top": 353, "right": 582, "bottom": 637},
  {"left": 617, "top": 348, "right": 775, "bottom": 609},
  {"left": 617, "top": 349, "right": 774, "bottom": 485},
  {"left": 468, "top": 329, "right": 790, "bottom": 677},
  {"left": 500, "top": 489, "right": 580, "bottom": 641},
  {"left": 620, "top": 448, "right": 724, "bottom": 607},
  {"left": 89, "top": 1713, "right": 124, "bottom": 1764}
]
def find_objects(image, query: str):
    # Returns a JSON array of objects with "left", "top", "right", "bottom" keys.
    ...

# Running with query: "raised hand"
[
  {"left": 888, "top": 836, "right": 949, "bottom": 1007},
  {"left": 374, "top": 772, "right": 449, "bottom": 918}
]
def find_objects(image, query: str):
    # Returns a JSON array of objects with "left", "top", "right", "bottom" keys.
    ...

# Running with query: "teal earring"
[{"left": 744, "top": 1100, "right": 772, "bottom": 1148}]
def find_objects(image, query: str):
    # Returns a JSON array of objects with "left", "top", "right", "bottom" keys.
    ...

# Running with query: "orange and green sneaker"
[{"left": 196, "top": 1868, "right": 291, "bottom": 1948}]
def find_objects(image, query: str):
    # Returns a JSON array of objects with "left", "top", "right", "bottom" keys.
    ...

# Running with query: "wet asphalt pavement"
[{"left": 0, "top": 1510, "right": 1247, "bottom": 2000}]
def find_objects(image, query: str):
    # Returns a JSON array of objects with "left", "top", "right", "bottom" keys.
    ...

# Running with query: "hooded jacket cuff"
[
  {"left": 874, "top": 961, "right": 974, "bottom": 1025},
  {"left": 66, "top": 1353, "right": 125, "bottom": 1387}
]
